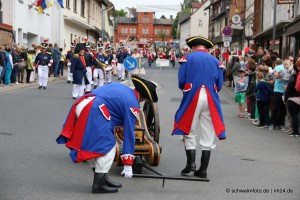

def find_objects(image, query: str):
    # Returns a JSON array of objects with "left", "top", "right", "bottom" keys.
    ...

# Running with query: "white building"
[
  {"left": 178, "top": 13, "right": 191, "bottom": 48},
  {"left": 6, "top": 0, "right": 63, "bottom": 48},
  {"left": 189, "top": 1, "right": 210, "bottom": 39}
]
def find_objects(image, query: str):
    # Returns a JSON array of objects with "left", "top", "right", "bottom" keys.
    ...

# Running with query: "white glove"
[
  {"left": 105, "top": 61, "right": 108, "bottom": 65},
  {"left": 67, "top": 62, "right": 71, "bottom": 67},
  {"left": 121, "top": 165, "right": 133, "bottom": 178}
]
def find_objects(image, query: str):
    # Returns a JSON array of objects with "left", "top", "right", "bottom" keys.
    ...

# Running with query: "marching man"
[
  {"left": 66, "top": 40, "right": 76, "bottom": 83},
  {"left": 116, "top": 41, "right": 129, "bottom": 81},
  {"left": 172, "top": 36, "right": 226, "bottom": 179},
  {"left": 71, "top": 43, "right": 89, "bottom": 99},
  {"left": 103, "top": 42, "right": 114, "bottom": 83},
  {"left": 83, "top": 36, "right": 93, "bottom": 92},
  {"left": 34, "top": 40, "right": 53, "bottom": 89},
  {"left": 57, "top": 76, "right": 158, "bottom": 193},
  {"left": 93, "top": 38, "right": 106, "bottom": 88}
]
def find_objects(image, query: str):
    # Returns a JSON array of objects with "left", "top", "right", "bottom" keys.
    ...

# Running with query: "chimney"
[{"left": 170, "top": 15, "right": 173, "bottom": 21}]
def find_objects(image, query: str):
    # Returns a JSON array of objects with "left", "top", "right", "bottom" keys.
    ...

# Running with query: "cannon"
[{"left": 114, "top": 99, "right": 161, "bottom": 174}]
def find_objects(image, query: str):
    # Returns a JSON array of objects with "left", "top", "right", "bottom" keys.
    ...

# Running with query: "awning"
[
  {"left": 253, "top": 20, "right": 290, "bottom": 40},
  {"left": 285, "top": 15, "right": 300, "bottom": 36},
  {"left": 64, "top": 16, "right": 95, "bottom": 30}
]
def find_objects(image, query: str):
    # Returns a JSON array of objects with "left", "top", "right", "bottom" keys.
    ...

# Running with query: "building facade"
[
  {"left": 190, "top": 1, "right": 210, "bottom": 39},
  {"left": 114, "top": 8, "right": 173, "bottom": 44}
]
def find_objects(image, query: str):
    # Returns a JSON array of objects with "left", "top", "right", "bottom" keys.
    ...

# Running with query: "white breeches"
[
  {"left": 105, "top": 70, "right": 112, "bottom": 83},
  {"left": 85, "top": 67, "right": 93, "bottom": 91},
  {"left": 72, "top": 77, "right": 85, "bottom": 98},
  {"left": 117, "top": 63, "right": 125, "bottom": 80},
  {"left": 93, "top": 68, "right": 104, "bottom": 87},
  {"left": 38, "top": 65, "right": 48, "bottom": 87},
  {"left": 67, "top": 63, "right": 73, "bottom": 81},
  {"left": 183, "top": 86, "right": 216, "bottom": 151},
  {"left": 75, "top": 96, "right": 116, "bottom": 173}
]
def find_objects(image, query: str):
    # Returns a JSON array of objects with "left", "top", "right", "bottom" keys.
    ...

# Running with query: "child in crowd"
[
  {"left": 253, "top": 72, "right": 272, "bottom": 128},
  {"left": 282, "top": 58, "right": 293, "bottom": 91},
  {"left": 245, "top": 64, "right": 257, "bottom": 120},
  {"left": 235, "top": 68, "right": 248, "bottom": 118}
]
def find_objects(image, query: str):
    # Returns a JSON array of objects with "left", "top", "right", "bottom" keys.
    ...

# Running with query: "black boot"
[
  {"left": 194, "top": 150, "right": 211, "bottom": 178},
  {"left": 181, "top": 149, "right": 196, "bottom": 174},
  {"left": 104, "top": 174, "right": 122, "bottom": 188},
  {"left": 92, "top": 173, "right": 118, "bottom": 193}
]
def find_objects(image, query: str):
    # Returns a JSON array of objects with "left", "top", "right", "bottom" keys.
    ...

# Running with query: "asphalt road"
[{"left": 0, "top": 61, "right": 299, "bottom": 200}]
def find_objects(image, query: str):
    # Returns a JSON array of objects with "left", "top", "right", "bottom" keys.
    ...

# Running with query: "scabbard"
[{"left": 133, "top": 174, "right": 209, "bottom": 182}]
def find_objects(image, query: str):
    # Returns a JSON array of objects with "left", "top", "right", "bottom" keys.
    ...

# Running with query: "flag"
[
  {"left": 41, "top": 0, "right": 47, "bottom": 9},
  {"left": 57, "top": 0, "right": 64, "bottom": 8}
]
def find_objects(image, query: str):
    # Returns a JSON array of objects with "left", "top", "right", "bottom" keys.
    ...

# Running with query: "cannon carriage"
[{"left": 114, "top": 99, "right": 161, "bottom": 173}]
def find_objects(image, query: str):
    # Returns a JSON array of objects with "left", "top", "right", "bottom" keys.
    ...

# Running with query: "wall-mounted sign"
[
  {"left": 277, "top": 0, "right": 295, "bottom": 4},
  {"left": 232, "top": 14, "right": 241, "bottom": 24}
]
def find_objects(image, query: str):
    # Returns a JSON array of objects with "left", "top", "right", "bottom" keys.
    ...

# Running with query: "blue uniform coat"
[
  {"left": 172, "top": 50, "right": 226, "bottom": 139},
  {"left": 70, "top": 55, "right": 89, "bottom": 85},
  {"left": 57, "top": 82, "right": 139, "bottom": 163}
]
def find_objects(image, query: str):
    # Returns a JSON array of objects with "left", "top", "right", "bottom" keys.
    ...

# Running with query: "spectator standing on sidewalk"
[
  {"left": 58, "top": 48, "right": 65, "bottom": 77},
  {"left": 234, "top": 68, "right": 248, "bottom": 118},
  {"left": 284, "top": 58, "right": 300, "bottom": 137},
  {"left": 26, "top": 49, "right": 35, "bottom": 83},
  {"left": 245, "top": 64, "right": 257, "bottom": 120},
  {"left": 52, "top": 43, "right": 61, "bottom": 77},
  {"left": 0, "top": 46, "right": 5, "bottom": 85},
  {"left": 4, "top": 48, "right": 13, "bottom": 86},
  {"left": 253, "top": 72, "right": 272, "bottom": 128}
]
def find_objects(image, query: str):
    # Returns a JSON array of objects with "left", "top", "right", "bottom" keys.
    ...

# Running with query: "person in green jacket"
[{"left": 26, "top": 49, "right": 35, "bottom": 83}]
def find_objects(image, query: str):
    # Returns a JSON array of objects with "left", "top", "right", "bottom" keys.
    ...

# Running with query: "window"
[
  {"left": 133, "top": 28, "right": 136, "bottom": 34},
  {"left": 125, "top": 28, "right": 128, "bottom": 34},
  {"left": 166, "top": 30, "right": 169, "bottom": 35},
  {"left": 66, "top": 0, "right": 70, "bottom": 8},
  {"left": 142, "top": 29, "right": 145, "bottom": 34},
  {"left": 146, "top": 29, "right": 149, "bottom": 35},
  {"left": 199, "top": 20, "right": 202, "bottom": 27},
  {"left": 155, "top": 29, "right": 157, "bottom": 35},
  {"left": 122, "top": 28, "right": 125, "bottom": 34},
  {"left": 74, "top": 0, "right": 77, "bottom": 13},
  {"left": 130, "top": 28, "right": 133, "bottom": 34},
  {"left": 81, "top": 0, "right": 85, "bottom": 17}
]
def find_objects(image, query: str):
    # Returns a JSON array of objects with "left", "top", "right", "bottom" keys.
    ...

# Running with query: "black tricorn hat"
[
  {"left": 186, "top": 36, "right": 214, "bottom": 49},
  {"left": 132, "top": 76, "right": 158, "bottom": 103},
  {"left": 74, "top": 43, "right": 87, "bottom": 54}
]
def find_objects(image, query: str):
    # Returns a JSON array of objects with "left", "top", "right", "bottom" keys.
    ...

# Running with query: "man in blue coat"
[
  {"left": 57, "top": 75, "right": 158, "bottom": 193},
  {"left": 172, "top": 36, "right": 226, "bottom": 179},
  {"left": 70, "top": 43, "right": 89, "bottom": 99}
]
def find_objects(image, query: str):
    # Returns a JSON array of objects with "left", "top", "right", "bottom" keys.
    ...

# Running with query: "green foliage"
[
  {"left": 115, "top": 9, "right": 127, "bottom": 17},
  {"left": 172, "top": 15, "right": 179, "bottom": 39},
  {"left": 160, "top": 15, "right": 167, "bottom": 19},
  {"left": 157, "top": 30, "right": 166, "bottom": 41}
]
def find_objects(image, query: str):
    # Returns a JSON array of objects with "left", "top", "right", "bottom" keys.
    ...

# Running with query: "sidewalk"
[{"left": 0, "top": 74, "right": 66, "bottom": 94}]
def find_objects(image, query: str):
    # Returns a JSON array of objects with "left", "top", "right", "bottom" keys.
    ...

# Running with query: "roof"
[
  {"left": 126, "top": 7, "right": 137, "bottom": 18},
  {"left": 154, "top": 18, "right": 173, "bottom": 25},
  {"left": 192, "top": 2, "right": 205, "bottom": 9},
  {"left": 117, "top": 17, "right": 138, "bottom": 24},
  {"left": 178, "top": 12, "right": 191, "bottom": 24}
]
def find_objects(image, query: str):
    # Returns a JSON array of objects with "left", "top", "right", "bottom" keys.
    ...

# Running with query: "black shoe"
[
  {"left": 72, "top": 97, "right": 77, "bottom": 99},
  {"left": 38, "top": 86, "right": 42, "bottom": 89},
  {"left": 288, "top": 132, "right": 300, "bottom": 137},
  {"left": 118, "top": 78, "right": 121, "bottom": 80},
  {"left": 194, "top": 150, "right": 211, "bottom": 179},
  {"left": 104, "top": 174, "right": 122, "bottom": 188},
  {"left": 43, "top": 87, "right": 46, "bottom": 89},
  {"left": 67, "top": 81, "right": 71, "bottom": 83},
  {"left": 92, "top": 173, "right": 118, "bottom": 193},
  {"left": 181, "top": 149, "right": 196, "bottom": 174}
]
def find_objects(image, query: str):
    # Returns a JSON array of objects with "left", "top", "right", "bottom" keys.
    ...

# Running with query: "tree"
[
  {"left": 115, "top": 9, "right": 127, "bottom": 17},
  {"left": 171, "top": 15, "right": 179, "bottom": 39},
  {"left": 157, "top": 30, "right": 166, "bottom": 42},
  {"left": 160, "top": 15, "right": 167, "bottom": 19}
]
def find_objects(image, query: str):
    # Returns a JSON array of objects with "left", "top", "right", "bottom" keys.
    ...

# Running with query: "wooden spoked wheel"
[{"left": 143, "top": 100, "right": 160, "bottom": 144}]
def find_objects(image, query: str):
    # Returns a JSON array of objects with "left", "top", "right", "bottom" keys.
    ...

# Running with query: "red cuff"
[
  {"left": 183, "top": 83, "right": 192, "bottom": 92},
  {"left": 121, "top": 154, "right": 134, "bottom": 165}
]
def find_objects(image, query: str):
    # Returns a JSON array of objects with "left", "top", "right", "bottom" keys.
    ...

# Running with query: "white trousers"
[
  {"left": 75, "top": 97, "right": 116, "bottom": 173},
  {"left": 30, "top": 67, "right": 36, "bottom": 82},
  {"left": 38, "top": 65, "right": 48, "bottom": 87},
  {"left": 72, "top": 77, "right": 85, "bottom": 98},
  {"left": 183, "top": 87, "right": 216, "bottom": 151},
  {"left": 93, "top": 68, "right": 104, "bottom": 87},
  {"left": 85, "top": 67, "right": 93, "bottom": 91},
  {"left": 67, "top": 63, "right": 73, "bottom": 82},
  {"left": 105, "top": 70, "right": 112, "bottom": 83},
  {"left": 117, "top": 63, "right": 125, "bottom": 80}
]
